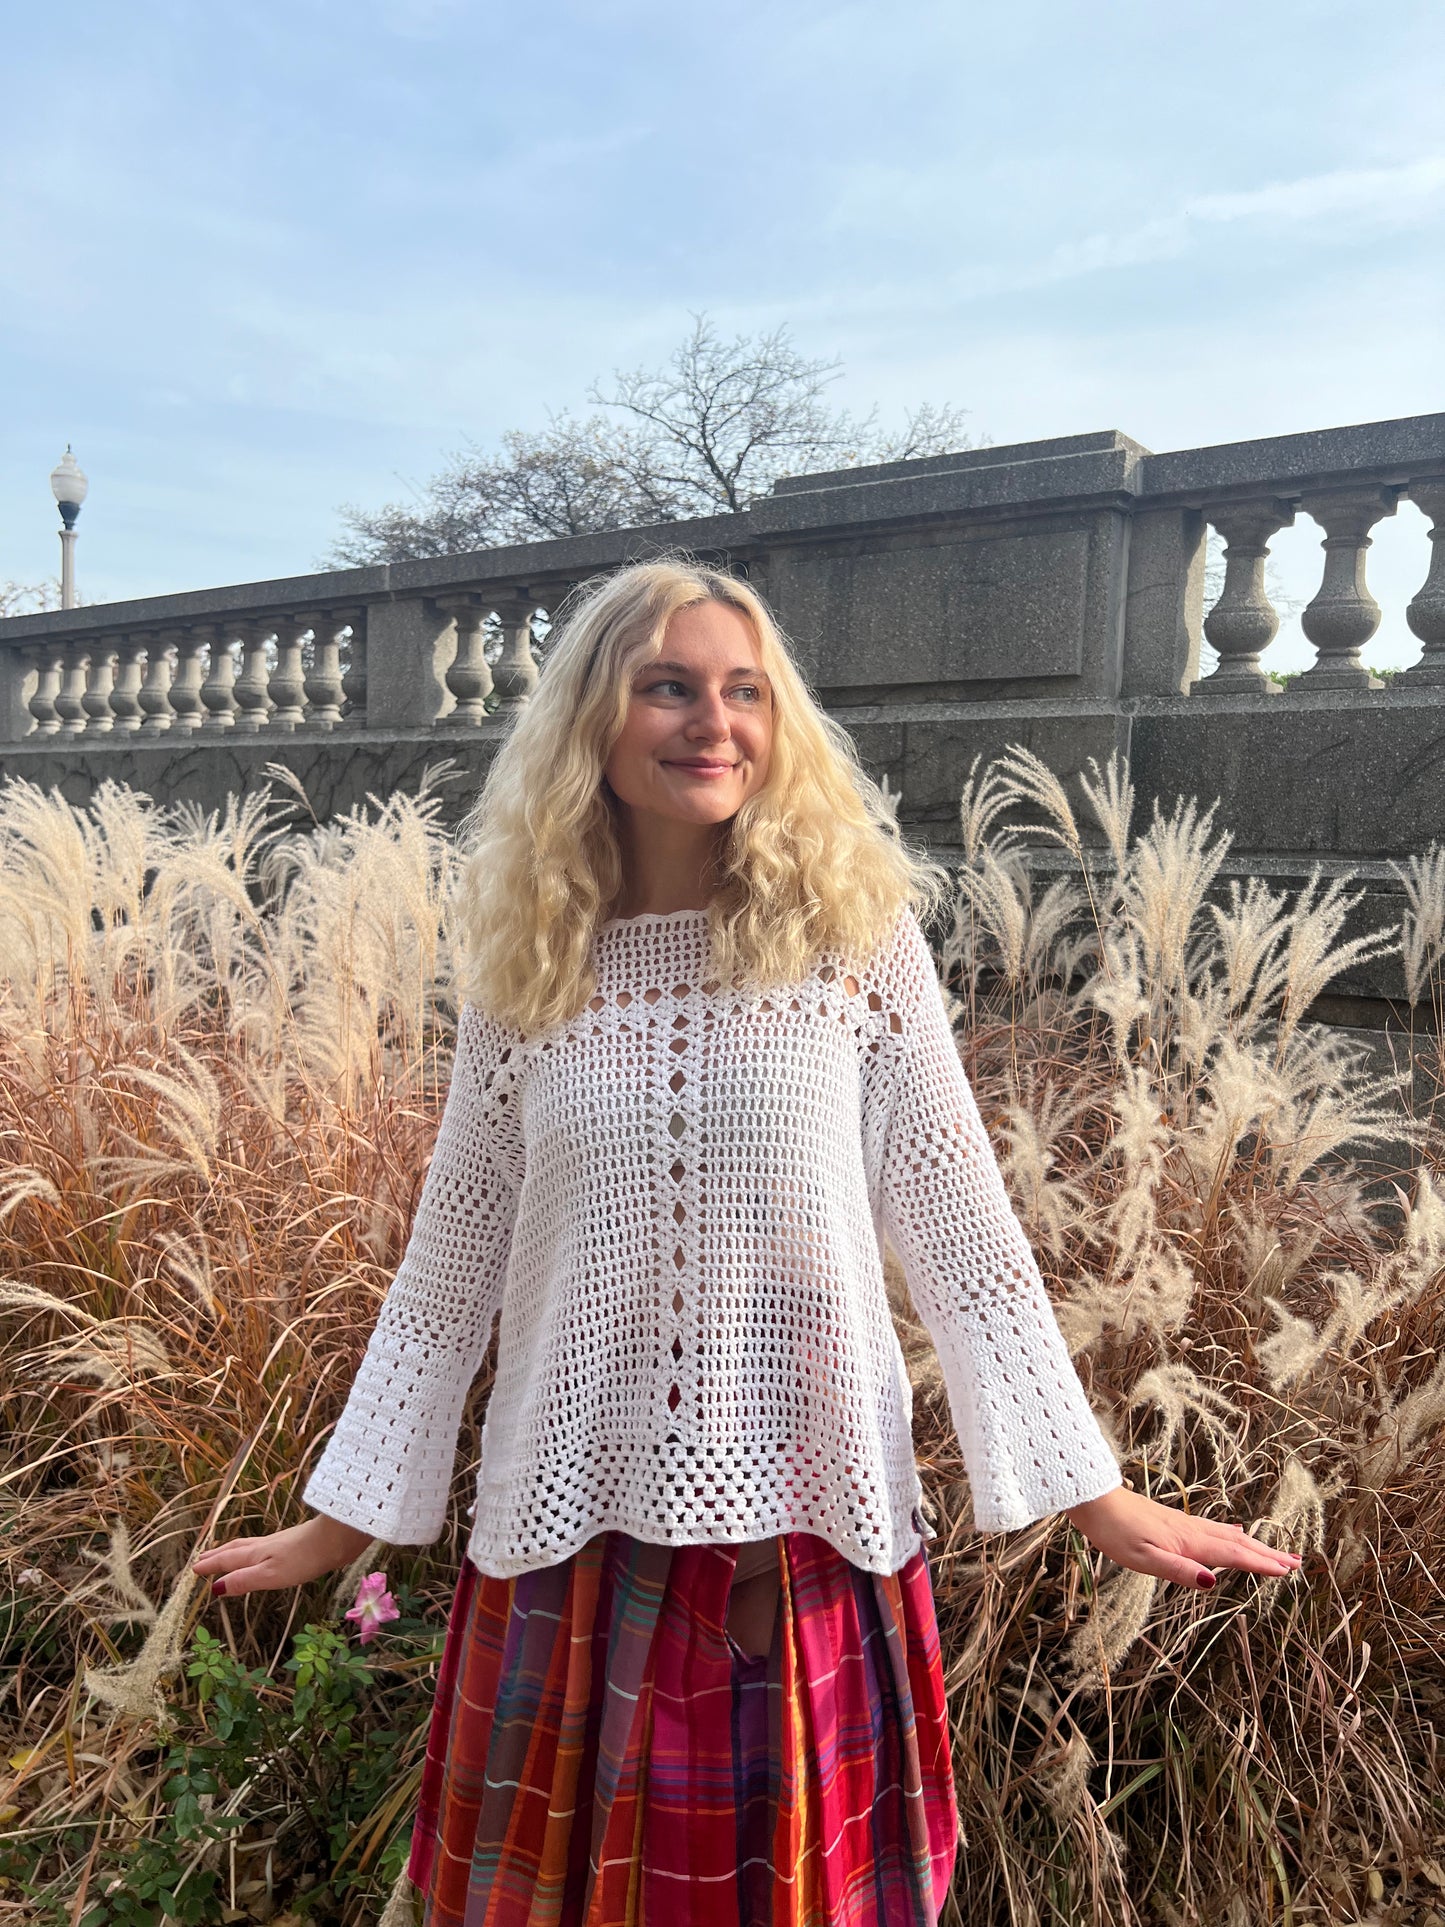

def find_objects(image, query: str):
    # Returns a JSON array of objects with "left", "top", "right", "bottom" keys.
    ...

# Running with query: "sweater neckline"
[{"left": 598, "top": 906, "right": 711, "bottom": 932}]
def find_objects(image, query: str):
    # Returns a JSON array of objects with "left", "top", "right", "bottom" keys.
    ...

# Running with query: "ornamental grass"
[{"left": 0, "top": 752, "right": 1441, "bottom": 1926}]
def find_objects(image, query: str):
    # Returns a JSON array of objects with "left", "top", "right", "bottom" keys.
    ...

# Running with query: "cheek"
[
  {"left": 741, "top": 715, "right": 773, "bottom": 779},
  {"left": 603, "top": 714, "right": 658, "bottom": 785}
]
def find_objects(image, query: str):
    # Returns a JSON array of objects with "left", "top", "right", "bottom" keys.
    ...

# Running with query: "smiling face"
[{"left": 602, "top": 597, "right": 774, "bottom": 832}]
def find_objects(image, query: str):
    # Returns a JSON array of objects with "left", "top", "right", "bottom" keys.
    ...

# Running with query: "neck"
[{"left": 612, "top": 806, "right": 722, "bottom": 917}]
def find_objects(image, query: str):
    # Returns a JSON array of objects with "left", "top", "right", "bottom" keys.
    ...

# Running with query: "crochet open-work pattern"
[{"left": 304, "top": 907, "right": 1122, "bottom": 1577}]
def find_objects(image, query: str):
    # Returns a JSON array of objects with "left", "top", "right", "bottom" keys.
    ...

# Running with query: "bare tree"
[
  {"left": 325, "top": 314, "right": 975, "bottom": 565},
  {"left": 0, "top": 578, "right": 63, "bottom": 617}
]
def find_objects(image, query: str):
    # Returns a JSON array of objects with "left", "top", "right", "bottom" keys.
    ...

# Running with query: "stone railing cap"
[{"left": 2, "top": 412, "right": 1442, "bottom": 641}]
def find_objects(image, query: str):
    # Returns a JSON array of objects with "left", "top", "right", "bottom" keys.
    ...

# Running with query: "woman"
[{"left": 194, "top": 559, "right": 1300, "bottom": 1925}]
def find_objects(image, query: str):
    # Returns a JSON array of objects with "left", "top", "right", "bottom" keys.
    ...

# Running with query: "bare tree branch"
[{"left": 322, "top": 314, "right": 976, "bottom": 564}]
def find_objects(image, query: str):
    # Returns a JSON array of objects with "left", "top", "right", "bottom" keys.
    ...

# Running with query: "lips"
[{"left": 664, "top": 759, "right": 736, "bottom": 771}]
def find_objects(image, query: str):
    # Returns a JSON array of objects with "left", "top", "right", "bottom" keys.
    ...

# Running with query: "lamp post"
[{"left": 49, "top": 446, "right": 88, "bottom": 610}]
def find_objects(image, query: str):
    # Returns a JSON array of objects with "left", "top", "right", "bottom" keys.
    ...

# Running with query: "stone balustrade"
[
  {"left": 1, "top": 412, "right": 1443, "bottom": 1023},
  {"left": 1196, "top": 481, "right": 1444, "bottom": 696},
  {"left": 3, "top": 414, "right": 1441, "bottom": 749},
  {"left": 9, "top": 593, "right": 566, "bottom": 742}
]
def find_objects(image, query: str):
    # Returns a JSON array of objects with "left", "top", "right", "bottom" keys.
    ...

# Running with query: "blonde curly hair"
[{"left": 454, "top": 554, "right": 947, "bottom": 1033}]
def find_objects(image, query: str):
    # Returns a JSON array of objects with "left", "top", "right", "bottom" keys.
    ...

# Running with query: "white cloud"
[{"left": 824, "top": 154, "right": 1445, "bottom": 305}]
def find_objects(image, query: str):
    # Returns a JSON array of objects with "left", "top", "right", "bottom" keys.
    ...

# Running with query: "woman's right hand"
[{"left": 192, "top": 1513, "right": 376, "bottom": 1598}]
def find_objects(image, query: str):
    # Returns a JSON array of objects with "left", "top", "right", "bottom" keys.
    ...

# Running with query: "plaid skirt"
[{"left": 407, "top": 1528, "right": 959, "bottom": 1926}]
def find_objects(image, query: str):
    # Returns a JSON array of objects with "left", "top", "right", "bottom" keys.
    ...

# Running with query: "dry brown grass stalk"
[{"left": 0, "top": 757, "right": 1441, "bottom": 1925}]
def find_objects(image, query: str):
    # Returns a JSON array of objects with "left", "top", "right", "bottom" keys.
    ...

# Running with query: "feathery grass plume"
[
  {"left": 30, "top": 1317, "right": 173, "bottom": 1395},
  {"left": 1272, "top": 867, "right": 1399, "bottom": 1056},
  {"left": 1063, "top": 1565, "right": 1160, "bottom": 1687},
  {"left": 958, "top": 753, "right": 1026, "bottom": 866},
  {"left": 995, "top": 1079, "right": 1095, "bottom": 1258},
  {"left": 1, "top": 754, "right": 1442, "bottom": 1923},
  {"left": 1177, "top": 1033, "right": 1277, "bottom": 1198},
  {"left": 1034, "top": 1728, "right": 1097, "bottom": 1823},
  {"left": 1256, "top": 1455, "right": 1327, "bottom": 1558},
  {"left": 1257, "top": 1296, "right": 1334, "bottom": 1391},
  {"left": 1207, "top": 874, "right": 1293, "bottom": 1036},
  {"left": 1264, "top": 1030, "right": 1419, "bottom": 1188},
  {"left": 82, "top": 1562, "right": 199, "bottom": 1724},
  {"left": 1086, "top": 929, "right": 1149, "bottom": 1066},
  {"left": 97, "top": 1046, "right": 224, "bottom": 1185},
  {"left": 944, "top": 846, "right": 1085, "bottom": 998},
  {"left": 153, "top": 1227, "right": 221, "bottom": 1323},
  {"left": 1357, "top": 1350, "right": 1445, "bottom": 1493},
  {"left": 76, "top": 1521, "right": 159, "bottom": 1626},
  {"left": 876, "top": 769, "right": 904, "bottom": 829},
  {"left": 992, "top": 744, "right": 1085, "bottom": 861},
  {"left": 1077, "top": 750, "right": 1135, "bottom": 886},
  {"left": 1106, "top": 1062, "right": 1170, "bottom": 1273},
  {"left": 1121, "top": 795, "right": 1231, "bottom": 1016},
  {"left": 1388, "top": 842, "right": 1445, "bottom": 1006},
  {"left": 1127, "top": 1362, "right": 1247, "bottom": 1478},
  {"left": 0, "top": 1166, "right": 62, "bottom": 1221},
  {"left": 0, "top": 1278, "right": 101, "bottom": 1327}
]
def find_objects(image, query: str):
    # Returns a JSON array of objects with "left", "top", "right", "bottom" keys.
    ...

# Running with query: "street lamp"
[{"left": 49, "top": 446, "right": 88, "bottom": 610}]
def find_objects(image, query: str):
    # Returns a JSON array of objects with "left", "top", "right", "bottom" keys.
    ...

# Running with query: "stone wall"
[{"left": 2, "top": 414, "right": 1442, "bottom": 1018}]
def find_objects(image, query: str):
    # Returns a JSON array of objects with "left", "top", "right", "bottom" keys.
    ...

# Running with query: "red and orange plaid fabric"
[{"left": 408, "top": 1529, "right": 959, "bottom": 1925}]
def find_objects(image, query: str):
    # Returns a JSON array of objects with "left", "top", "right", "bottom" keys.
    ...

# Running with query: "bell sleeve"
[
  {"left": 874, "top": 911, "right": 1122, "bottom": 1530},
  {"left": 302, "top": 1000, "right": 527, "bottom": 1544}
]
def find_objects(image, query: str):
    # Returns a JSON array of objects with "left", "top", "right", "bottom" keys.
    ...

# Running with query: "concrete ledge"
[
  {"left": 1140, "top": 412, "right": 1445, "bottom": 499},
  {"left": 1128, "top": 705, "right": 1445, "bottom": 859}
]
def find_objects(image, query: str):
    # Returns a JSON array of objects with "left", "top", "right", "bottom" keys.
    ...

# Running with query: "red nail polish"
[
  {"left": 210, "top": 1578, "right": 225, "bottom": 1600},
  {"left": 1197, "top": 1571, "right": 1215, "bottom": 1589}
]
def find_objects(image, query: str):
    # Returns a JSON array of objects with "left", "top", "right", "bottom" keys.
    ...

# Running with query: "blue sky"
[{"left": 3, "top": 0, "right": 1441, "bottom": 672}]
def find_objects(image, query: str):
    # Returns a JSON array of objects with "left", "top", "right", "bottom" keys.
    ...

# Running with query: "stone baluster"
[
  {"left": 492, "top": 591, "right": 541, "bottom": 708},
  {"left": 437, "top": 594, "right": 494, "bottom": 723},
  {"left": 340, "top": 610, "right": 367, "bottom": 724},
  {"left": 232, "top": 620, "right": 274, "bottom": 732},
  {"left": 534, "top": 583, "right": 576, "bottom": 667},
  {"left": 168, "top": 625, "right": 210, "bottom": 734},
  {"left": 267, "top": 616, "right": 308, "bottom": 731},
  {"left": 1198, "top": 502, "right": 1295, "bottom": 693},
  {"left": 1298, "top": 487, "right": 1398, "bottom": 689},
  {"left": 25, "top": 642, "right": 65, "bottom": 735},
  {"left": 304, "top": 613, "right": 346, "bottom": 728},
  {"left": 138, "top": 639, "right": 176, "bottom": 733},
  {"left": 538, "top": 581, "right": 576, "bottom": 629},
  {"left": 1402, "top": 479, "right": 1445, "bottom": 686},
  {"left": 109, "top": 633, "right": 149, "bottom": 734},
  {"left": 80, "top": 639, "right": 119, "bottom": 734},
  {"left": 200, "top": 629, "right": 239, "bottom": 729},
  {"left": 54, "top": 640, "right": 92, "bottom": 736}
]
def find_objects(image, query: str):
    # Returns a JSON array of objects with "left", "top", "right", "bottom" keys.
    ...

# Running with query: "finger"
[
  {"left": 1207, "top": 1524, "right": 1294, "bottom": 1557},
  {"left": 1186, "top": 1527, "right": 1302, "bottom": 1571},
  {"left": 208, "top": 1560, "right": 286, "bottom": 1599},
  {"left": 1212, "top": 1543, "right": 1303, "bottom": 1577},
  {"left": 192, "top": 1540, "right": 263, "bottom": 1576},
  {"left": 1143, "top": 1547, "right": 1219, "bottom": 1590}
]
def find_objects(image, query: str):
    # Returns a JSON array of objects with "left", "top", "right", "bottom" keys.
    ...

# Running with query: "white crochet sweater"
[{"left": 303, "top": 906, "right": 1122, "bottom": 1577}]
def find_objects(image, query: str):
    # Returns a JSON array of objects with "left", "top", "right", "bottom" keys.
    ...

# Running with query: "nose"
[{"left": 682, "top": 688, "right": 731, "bottom": 743}]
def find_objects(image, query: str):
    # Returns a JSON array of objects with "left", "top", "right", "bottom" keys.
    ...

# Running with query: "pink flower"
[{"left": 344, "top": 1571, "right": 400, "bottom": 1645}]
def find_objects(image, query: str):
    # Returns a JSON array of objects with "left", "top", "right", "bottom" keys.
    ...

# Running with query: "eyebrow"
[{"left": 645, "top": 661, "right": 772, "bottom": 683}]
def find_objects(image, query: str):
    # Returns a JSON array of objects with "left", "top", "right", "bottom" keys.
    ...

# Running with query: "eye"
[
  {"left": 730, "top": 684, "right": 763, "bottom": 703},
  {"left": 643, "top": 679, "right": 689, "bottom": 697}
]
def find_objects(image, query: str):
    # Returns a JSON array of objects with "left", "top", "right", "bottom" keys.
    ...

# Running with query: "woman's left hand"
[{"left": 1065, "top": 1485, "right": 1303, "bottom": 1590}]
